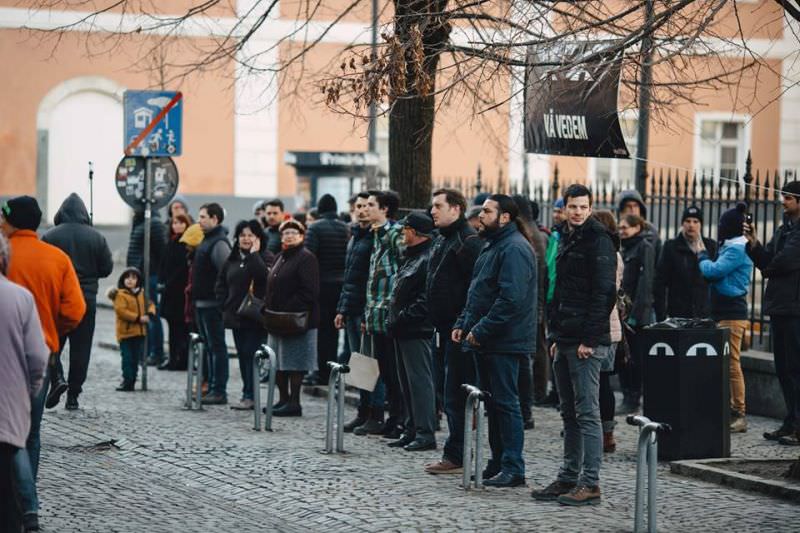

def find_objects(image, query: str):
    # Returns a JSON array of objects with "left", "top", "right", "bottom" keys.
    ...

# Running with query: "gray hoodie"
[{"left": 42, "top": 193, "right": 113, "bottom": 300}]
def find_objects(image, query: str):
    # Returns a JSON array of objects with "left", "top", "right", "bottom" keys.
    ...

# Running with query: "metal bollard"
[
  {"left": 462, "top": 384, "right": 490, "bottom": 490},
  {"left": 184, "top": 333, "right": 204, "bottom": 410},
  {"left": 323, "top": 361, "right": 350, "bottom": 454},
  {"left": 253, "top": 344, "right": 277, "bottom": 431},
  {"left": 627, "top": 415, "right": 671, "bottom": 533}
]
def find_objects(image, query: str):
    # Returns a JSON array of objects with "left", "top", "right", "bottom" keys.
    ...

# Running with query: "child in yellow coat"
[{"left": 107, "top": 267, "right": 155, "bottom": 391}]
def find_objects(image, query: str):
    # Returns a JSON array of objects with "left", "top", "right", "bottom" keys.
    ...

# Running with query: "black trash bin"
[{"left": 641, "top": 320, "right": 730, "bottom": 460}]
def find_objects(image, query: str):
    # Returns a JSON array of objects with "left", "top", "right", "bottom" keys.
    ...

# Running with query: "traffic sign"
[
  {"left": 115, "top": 156, "right": 179, "bottom": 209},
  {"left": 123, "top": 90, "right": 183, "bottom": 157}
]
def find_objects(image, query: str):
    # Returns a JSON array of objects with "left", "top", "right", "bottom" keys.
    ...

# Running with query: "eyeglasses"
[{"left": 282, "top": 230, "right": 300, "bottom": 236}]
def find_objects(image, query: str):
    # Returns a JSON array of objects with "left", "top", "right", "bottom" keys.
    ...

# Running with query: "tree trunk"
[{"left": 388, "top": 1, "right": 450, "bottom": 208}]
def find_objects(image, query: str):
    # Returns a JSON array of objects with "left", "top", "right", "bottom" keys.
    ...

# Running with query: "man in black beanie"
[{"left": 305, "top": 194, "right": 350, "bottom": 383}]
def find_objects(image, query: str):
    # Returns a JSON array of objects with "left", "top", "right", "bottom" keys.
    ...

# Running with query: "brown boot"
[
  {"left": 557, "top": 485, "right": 601, "bottom": 506},
  {"left": 603, "top": 431, "right": 616, "bottom": 453}
]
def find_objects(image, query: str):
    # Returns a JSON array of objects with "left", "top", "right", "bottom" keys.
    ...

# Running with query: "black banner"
[{"left": 524, "top": 42, "right": 629, "bottom": 159}]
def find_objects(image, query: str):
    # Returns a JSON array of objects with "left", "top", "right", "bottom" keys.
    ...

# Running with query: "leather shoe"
[
  {"left": 273, "top": 403, "right": 302, "bottom": 417},
  {"left": 387, "top": 434, "right": 415, "bottom": 448},
  {"left": 764, "top": 426, "right": 794, "bottom": 441},
  {"left": 404, "top": 439, "right": 436, "bottom": 452},
  {"left": 46, "top": 379, "right": 69, "bottom": 408},
  {"left": 65, "top": 395, "right": 79, "bottom": 410},
  {"left": 482, "top": 472, "right": 525, "bottom": 488}
]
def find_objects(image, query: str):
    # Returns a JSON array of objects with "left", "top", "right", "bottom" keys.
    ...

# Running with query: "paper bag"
[{"left": 345, "top": 352, "right": 380, "bottom": 391}]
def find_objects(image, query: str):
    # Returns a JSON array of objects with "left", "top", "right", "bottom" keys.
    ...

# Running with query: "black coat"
[
  {"left": 305, "top": 212, "right": 350, "bottom": 285},
  {"left": 620, "top": 234, "right": 655, "bottom": 326},
  {"left": 42, "top": 193, "right": 113, "bottom": 301},
  {"left": 126, "top": 211, "right": 168, "bottom": 276},
  {"left": 426, "top": 216, "right": 483, "bottom": 330},
  {"left": 216, "top": 248, "right": 274, "bottom": 329},
  {"left": 158, "top": 238, "right": 190, "bottom": 323},
  {"left": 191, "top": 225, "right": 231, "bottom": 303},
  {"left": 747, "top": 217, "right": 800, "bottom": 317},
  {"left": 386, "top": 240, "right": 434, "bottom": 339},
  {"left": 654, "top": 233, "right": 718, "bottom": 321},
  {"left": 336, "top": 224, "right": 373, "bottom": 317},
  {"left": 549, "top": 216, "right": 617, "bottom": 347},
  {"left": 265, "top": 245, "right": 320, "bottom": 329}
]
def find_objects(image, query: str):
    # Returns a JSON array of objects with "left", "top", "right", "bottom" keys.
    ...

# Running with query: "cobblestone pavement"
[{"left": 36, "top": 306, "right": 800, "bottom": 532}]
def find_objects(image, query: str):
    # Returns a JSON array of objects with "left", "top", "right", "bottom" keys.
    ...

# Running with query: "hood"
[
  {"left": 54, "top": 193, "right": 91, "bottom": 226},
  {"left": 167, "top": 194, "right": 190, "bottom": 218},
  {"left": 616, "top": 189, "right": 647, "bottom": 219},
  {"left": 179, "top": 223, "right": 204, "bottom": 248}
]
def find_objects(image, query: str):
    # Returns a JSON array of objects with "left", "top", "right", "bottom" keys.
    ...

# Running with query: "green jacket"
[
  {"left": 545, "top": 228, "right": 561, "bottom": 303},
  {"left": 365, "top": 221, "right": 404, "bottom": 334}
]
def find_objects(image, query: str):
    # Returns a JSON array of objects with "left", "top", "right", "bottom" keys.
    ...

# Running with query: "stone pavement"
[{"left": 36, "top": 306, "right": 800, "bottom": 532}]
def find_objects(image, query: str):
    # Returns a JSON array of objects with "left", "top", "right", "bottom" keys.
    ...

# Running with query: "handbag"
[
  {"left": 344, "top": 334, "right": 380, "bottom": 391},
  {"left": 262, "top": 308, "right": 309, "bottom": 336},
  {"left": 236, "top": 282, "right": 266, "bottom": 325}
]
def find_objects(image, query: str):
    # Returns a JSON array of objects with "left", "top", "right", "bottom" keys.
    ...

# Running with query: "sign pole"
[
  {"left": 141, "top": 158, "right": 152, "bottom": 391},
  {"left": 634, "top": 0, "right": 654, "bottom": 198},
  {"left": 88, "top": 161, "right": 94, "bottom": 225}
]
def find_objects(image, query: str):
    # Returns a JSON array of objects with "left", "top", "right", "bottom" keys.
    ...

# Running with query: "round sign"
[{"left": 115, "top": 156, "right": 179, "bottom": 210}]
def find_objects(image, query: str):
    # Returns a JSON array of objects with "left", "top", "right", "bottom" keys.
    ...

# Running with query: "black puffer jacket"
[
  {"left": 336, "top": 224, "right": 373, "bottom": 317},
  {"left": 747, "top": 216, "right": 800, "bottom": 317},
  {"left": 126, "top": 210, "right": 168, "bottom": 275},
  {"left": 305, "top": 211, "right": 350, "bottom": 284},
  {"left": 215, "top": 248, "right": 274, "bottom": 329},
  {"left": 620, "top": 234, "right": 655, "bottom": 326},
  {"left": 42, "top": 193, "right": 113, "bottom": 301},
  {"left": 653, "top": 232, "right": 717, "bottom": 321},
  {"left": 426, "top": 216, "right": 483, "bottom": 330},
  {"left": 549, "top": 216, "right": 618, "bottom": 347},
  {"left": 386, "top": 240, "right": 434, "bottom": 339}
]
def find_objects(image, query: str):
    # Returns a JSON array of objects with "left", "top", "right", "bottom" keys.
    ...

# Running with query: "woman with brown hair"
[
  {"left": 158, "top": 212, "right": 193, "bottom": 370},
  {"left": 265, "top": 219, "right": 320, "bottom": 417}
]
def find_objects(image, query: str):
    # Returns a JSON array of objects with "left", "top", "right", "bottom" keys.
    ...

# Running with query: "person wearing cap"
[
  {"left": 653, "top": 205, "right": 717, "bottom": 322},
  {"left": 616, "top": 189, "right": 662, "bottom": 260},
  {"left": 745, "top": 181, "right": 800, "bottom": 444},
  {"left": 1, "top": 195, "right": 86, "bottom": 532},
  {"left": 386, "top": 211, "right": 437, "bottom": 451},
  {"left": 455, "top": 194, "right": 537, "bottom": 488},
  {"left": 695, "top": 203, "right": 753, "bottom": 433}
]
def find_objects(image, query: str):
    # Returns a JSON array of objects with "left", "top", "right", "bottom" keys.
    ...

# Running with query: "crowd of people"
[{"left": 1, "top": 177, "right": 800, "bottom": 530}]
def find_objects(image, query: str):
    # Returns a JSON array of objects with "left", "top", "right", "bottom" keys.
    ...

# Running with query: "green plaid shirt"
[{"left": 364, "top": 220, "right": 404, "bottom": 334}]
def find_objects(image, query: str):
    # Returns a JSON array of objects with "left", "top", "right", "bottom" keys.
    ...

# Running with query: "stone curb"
[{"left": 670, "top": 458, "right": 800, "bottom": 503}]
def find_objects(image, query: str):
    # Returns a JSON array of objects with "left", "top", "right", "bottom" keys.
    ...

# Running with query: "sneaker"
[
  {"left": 764, "top": 425, "right": 794, "bottom": 441},
  {"left": 557, "top": 484, "right": 601, "bottom": 506},
  {"left": 730, "top": 413, "right": 747, "bottom": 433},
  {"left": 201, "top": 393, "right": 228, "bottom": 405},
  {"left": 65, "top": 394, "right": 79, "bottom": 411},
  {"left": 424, "top": 459, "right": 463, "bottom": 475},
  {"left": 531, "top": 480, "right": 576, "bottom": 501},
  {"left": 603, "top": 431, "right": 617, "bottom": 453},
  {"left": 230, "top": 399, "right": 255, "bottom": 410},
  {"left": 353, "top": 418, "right": 384, "bottom": 436}
]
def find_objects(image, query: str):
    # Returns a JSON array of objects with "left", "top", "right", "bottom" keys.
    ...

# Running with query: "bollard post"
[
  {"left": 185, "top": 333, "right": 199, "bottom": 408},
  {"left": 323, "top": 361, "right": 350, "bottom": 454},
  {"left": 253, "top": 344, "right": 277, "bottom": 431},
  {"left": 627, "top": 415, "right": 671, "bottom": 533},
  {"left": 462, "top": 384, "right": 490, "bottom": 490},
  {"left": 185, "top": 333, "right": 204, "bottom": 410},
  {"left": 195, "top": 338, "right": 204, "bottom": 411}
]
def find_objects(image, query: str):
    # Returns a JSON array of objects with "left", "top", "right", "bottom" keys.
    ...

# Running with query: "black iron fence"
[{"left": 434, "top": 157, "right": 798, "bottom": 352}]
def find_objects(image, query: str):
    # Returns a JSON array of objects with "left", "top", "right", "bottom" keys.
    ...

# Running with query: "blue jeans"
[
  {"left": 148, "top": 275, "right": 164, "bottom": 360},
  {"left": 553, "top": 343, "right": 611, "bottom": 487},
  {"left": 479, "top": 353, "right": 526, "bottom": 476},
  {"left": 120, "top": 337, "right": 144, "bottom": 383},
  {"left": 442, "top": 335, "right": 477, "bottom": 465},
  {"left": 196, "top": 306, "right": 228, "bottom": 397},
  {"left": 233, "top": 327, "right": 266, "bottom": 401},
  {"left": 14, "top": 365, "right": 50, "bottom": 515}
]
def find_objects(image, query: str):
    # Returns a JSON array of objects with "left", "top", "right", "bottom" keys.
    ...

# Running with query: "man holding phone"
[{"left": 745, "top": 181, "right": 800, "bottom": 444}]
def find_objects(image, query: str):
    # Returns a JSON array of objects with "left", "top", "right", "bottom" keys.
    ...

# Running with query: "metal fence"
[{"left": 434, "top": 157, "right": 798, "bottom": 352}]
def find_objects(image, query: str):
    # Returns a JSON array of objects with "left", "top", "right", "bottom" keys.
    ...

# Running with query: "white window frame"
[
  {"left": 693, "top": 112, "right": 752, "bottom": 182},
  {"left": 588, "top": 109, "right": 639, "bottom": 186}
]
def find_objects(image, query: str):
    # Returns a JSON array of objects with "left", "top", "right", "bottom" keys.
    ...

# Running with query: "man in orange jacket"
[{"left": 1, "top": 195, "right": 85, "bottom": 531}]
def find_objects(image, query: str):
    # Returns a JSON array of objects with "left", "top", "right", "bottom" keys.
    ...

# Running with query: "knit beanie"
[
  {"left": 1, "top": 195, "right": 42, "bottom": 231},
  {"left": 681, "top": 205, "right": 703, "bottom": 224},
  {"left": 317, "top": 194, "right": 338, "bottom": 214},
  {"left": 718, "top": 203, "right": 747, "bottom": 243}
]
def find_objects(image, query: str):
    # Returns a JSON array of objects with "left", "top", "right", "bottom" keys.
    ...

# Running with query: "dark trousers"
[
  {"left": 618, "top": 328, "right": 642, "bottom": 405},
  {"left": 1, "top": 443, "right": 22, "bottom": 533},
  {"left": 233, "top": 327, "right": 266, "bottom": 401},
  {"left": 518, "top": 354, "right": 533, "bottom": 420},
  {"left": 433, "top": 334, "right": 445, "bottom": 414},
  {"left": 599, "top": 372, "right": 616, "bottom": 433},
  {"left": 371, "top": 332, "right": 403, "bottom": 421},
  {"left": 196, "top": 306, "right": 228, "bottom": 397},
  {"left": 147, "top": 275, "right": 164, "bottom": 360},
  {"left": 533, "top": 322, "right": 549, "bottom": 400},
  {"left": 478, "top": 353, "right": 526, "bottom": 476},
  {"left": 166, "top": 317, "right": 190, "bottom": 369},
  {"left": 772, "top": 316, "right": 800, "bottom": 430},
  {"left": 317, "top": 283, "right": 342, "bottom": 382},
  {"left": 395, "top": 337, "right": 437, "bottom": 441},
  {"left": 441, "top": 334, "right": 477, "bottom": 465},
  {"left": 120, "top": 337, "right": 144, "bottom": 383},
  {"left": 56, "top": 299, "right": 97, "bottom": 396}
]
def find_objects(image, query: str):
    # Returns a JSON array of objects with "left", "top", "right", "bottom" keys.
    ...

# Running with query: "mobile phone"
[{"left": 745, "top": 213, "right": 753, "bottom": 224}]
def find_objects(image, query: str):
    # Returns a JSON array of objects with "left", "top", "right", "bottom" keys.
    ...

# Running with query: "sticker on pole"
[
  {"left": 124, "top": 90, "right": 183, "bottom": 157},
  {"left": 115, "top": 156, "right": 179, "bottom": 209}
]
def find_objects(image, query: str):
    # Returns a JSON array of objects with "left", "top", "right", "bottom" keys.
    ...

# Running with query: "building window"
[
  {"left": 375, "top": 111, "right": 389, "bottom": 178},
  {"left": 698, "top": 118, "right": 747, "bottom": 181},
  {"left": 593, "top": 116, "right": 638, "bottom": 187}
]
